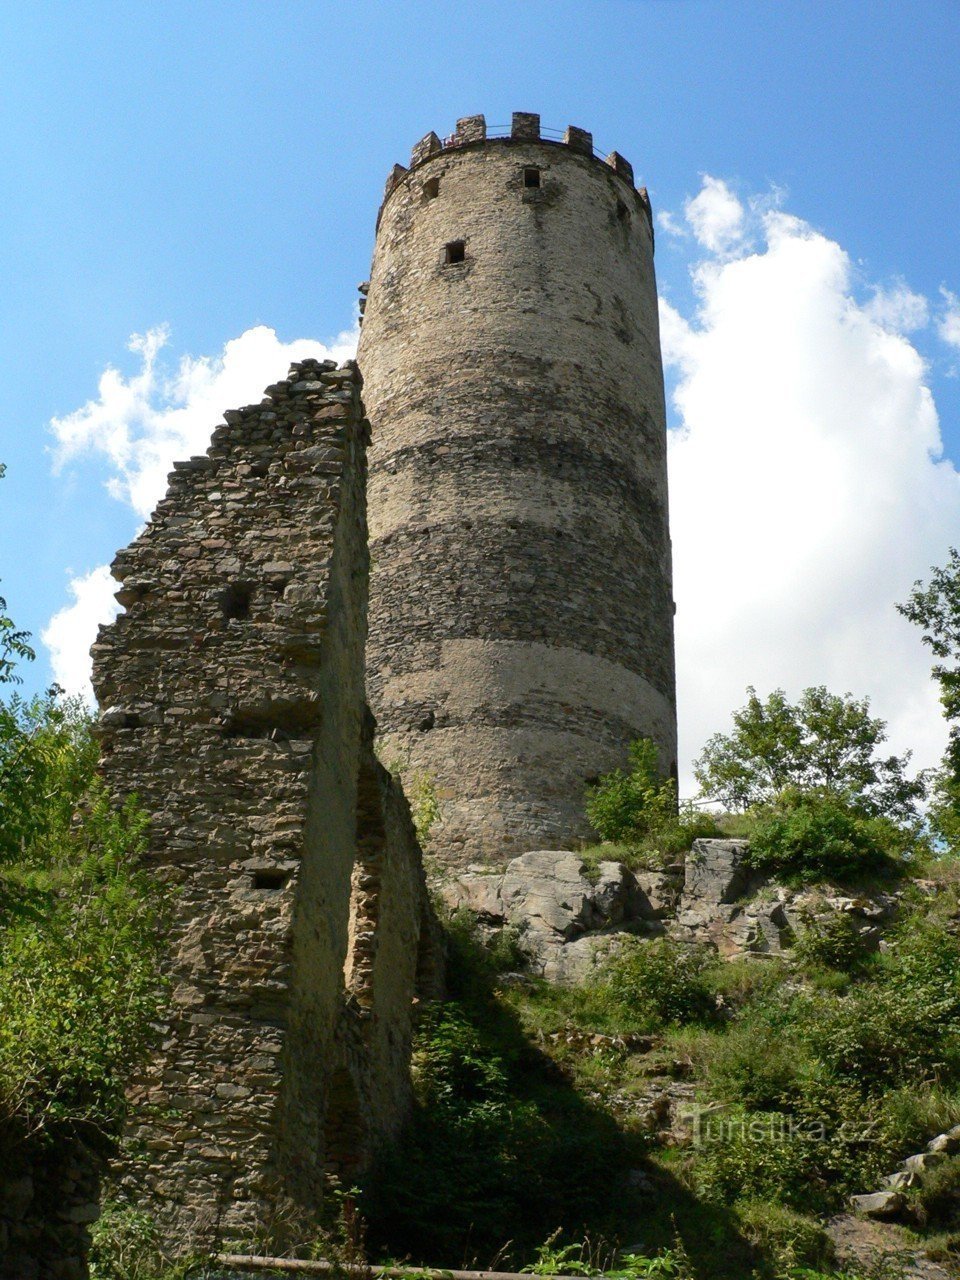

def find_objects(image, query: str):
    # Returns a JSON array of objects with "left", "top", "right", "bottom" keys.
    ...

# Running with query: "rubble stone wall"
[
  {"left": 91, "top": 359, "right": 438, "bottom": 1257},
  {"left": 0, "top": 1135, "right": 102, "bottom": 1280},
  {"left": 359, "top": 112, "right": 677, "bottom": 868}
]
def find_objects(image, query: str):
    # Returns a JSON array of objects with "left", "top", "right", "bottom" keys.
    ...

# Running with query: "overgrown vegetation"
[
  {"left": 899, "top": 548, "right": 960, "bottom": 855},
  {"left": 0, "top": 687, "right": 164, "bottom": 1145},
  {"left": 0, "top": 562, "right": 164, "bottom": 1280},
  {"left": 359, "top": 890, "right": 960, "bottom": 1278},
  {"left": 584, "top": 738, "right": 720, "bottom": 869}
]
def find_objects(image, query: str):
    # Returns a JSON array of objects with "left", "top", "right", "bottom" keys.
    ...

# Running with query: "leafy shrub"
[
  {"left": 694, "top": 686, "right": 924, "bottom": 823},
  {"left": 601, "top": 937, "right": 717, "bottom": 1030},
  {"left": 89, "top": 1202, "right": 166, "bottom": 1280},
  {"left": 0, "top": 693, "right": 164, "bottom": 1141},
  {"left": 585, "top": 739, "right": 719, "bottom": 864},
  {"left": 913, "top": 1156, "right": 960, "bottom": 1229},
  {"left": 793, "top": 911, "right": 876, "bottom": 975},
  {"left": 366, "top": 997, "right": 630, "bottom": 1265},
  {"left": 745, "top": 788, "right": 909, "bottom": 884},
  {"left": 734, "top": 1200, "right": 834, "bottom": 1275}
]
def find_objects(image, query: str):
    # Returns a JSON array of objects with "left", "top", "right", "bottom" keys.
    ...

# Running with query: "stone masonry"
[
  {"left": 92, "top": 359, "right": 441, "bottom": 1255},
  {"left": 359, "top": 112, "right": 677, "bottom": 868}
]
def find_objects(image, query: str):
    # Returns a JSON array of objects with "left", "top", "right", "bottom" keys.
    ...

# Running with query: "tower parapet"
[
  {"left": 360, "top": 113, "right": 677, "bottom": 868},
  {"left": 379, "top": 112, "right": 653, "bottom": 238}
]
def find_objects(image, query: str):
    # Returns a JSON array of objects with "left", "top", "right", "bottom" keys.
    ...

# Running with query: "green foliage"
[
  {"left": 899, "top": 548, "right": 960, "bottom": 772},
  {"left": 365, "top": 916, "right": 639, "bottom": 1267},
  {"left": 522, "top": 1233, "right": 694, "bottom": 1278},
  {"left": 601, "top": 938, "right": 717, "bottom": 1031},
  {"left": 745, "top": 788, "right": 910, "bottom": 884},
  {"left": 585, "top": 739, "right": 720, "bottom": 865},
  {"left": 694, "top": 687, "right": 924, "bottom": 824},
  {"left": 689, "top": 906, "right": 960, "bottom": 1214},
  {"left": 792, "top": 910, "right": 875, "bottom": 976},
  {"left": 407, "top": 768, "right": 442, "bottom": 846},
  {"left": 89, "top": 1202, "right": 168, "bottom": 1280},
  {"left": 0, "top": 690, "right": 164, "bottom": 1140},
  {"left": 912, "top": 1155, "right": 960, "bottom": 1230},
  {"left": 734, "top": 1200, "right": 833, "bottom": 1277},
  {"left": 0, "top": 691, "right": 99, "bottom": 909},
  {"left": 0, "top": 465, "right": 36, "bottom": 684}
]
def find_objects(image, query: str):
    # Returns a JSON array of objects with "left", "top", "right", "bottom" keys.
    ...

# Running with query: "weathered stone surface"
[
  {"left": 679, "top": 839, "right": 753, "bottom": 913},
  {"left": 359, "top": 117, "right": 673, "bottom": 869},
  {"left": 850, "top": 1190, "right": 905, "bottom": 1218},
  {"left": 93, "top": 360, "right": 442, "bottom": 1256},
  {"left": 903, "top": 1151, "right": 946, "bottom": 1176},
  {"left": 0, "top": 1138, "right": 102, "bottom": 1280},
  {"left": 442, "top": 849, "right": 664, "bottom": 982}
]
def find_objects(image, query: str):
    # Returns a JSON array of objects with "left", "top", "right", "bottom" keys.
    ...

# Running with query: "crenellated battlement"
[{"left": 380, "top": 111, "right": 651, "bottom": 222}]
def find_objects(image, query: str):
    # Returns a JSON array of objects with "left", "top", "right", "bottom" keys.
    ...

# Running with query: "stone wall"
[
  {"left": 359, "top": 111, "right": 677, "bottom": 869},
  {"left": 0, "top": 1134, "right": 101, "bottom": 1280},
  {"left": 91, "top": 359, "right": 440, "bottom": 1257}
]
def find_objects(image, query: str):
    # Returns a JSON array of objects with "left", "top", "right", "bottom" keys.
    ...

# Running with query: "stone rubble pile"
[{"left": 851, "top": 1126, "right": 960, "bottom": 1220}]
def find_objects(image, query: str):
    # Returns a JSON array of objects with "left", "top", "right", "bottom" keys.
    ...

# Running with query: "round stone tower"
[{"left": 358, "top": 112, "right": 676, "bottom": 868}]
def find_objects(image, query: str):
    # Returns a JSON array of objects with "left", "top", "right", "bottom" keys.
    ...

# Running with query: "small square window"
[
  {"left": 523, "top": 167, "right": 541, "bottom": 189},
  {"left": 444, "top": 240, "right": 466, "bottom": 265},
  {"left": 423, "top": 176, "right": 440, "bottom": 200},
  {"left": 253, "top": 868, "right": 287, "bottom": 891}
]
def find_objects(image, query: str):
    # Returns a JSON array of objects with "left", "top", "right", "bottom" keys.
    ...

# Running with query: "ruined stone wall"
[
  {"left": 92, "top": 359, "right": 439, "bottom": 1256},
  {"left": 0, "top": 1135, "right": 102, "bottom": 1280},
  {"left": 359, "top": 111, "right": 677, "bottom": 869}
]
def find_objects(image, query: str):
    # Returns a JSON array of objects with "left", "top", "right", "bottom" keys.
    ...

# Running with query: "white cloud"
[
  {"left": 939, "top": 287, "right": 960, "bottom": 350},
  {"left": 41, "top": 565, "right": 120, "bottom": 702},
  {"left": 657, "top": 209, "right": 686, "bottom": 239},
  {"left": 683, "top": 175, "right": 745, "bottom": 255},
  {"left": 51, "top": 322, "right": 358, "bottom": 521},
  {"left": 664, "top": 179, "right": 959, "bottom": 793},
  {"left": 46, "top": 323, "right": 358, "bottom": 701},
  {"left": 866, "top": 282, "right": 929, "bottom": 333}
]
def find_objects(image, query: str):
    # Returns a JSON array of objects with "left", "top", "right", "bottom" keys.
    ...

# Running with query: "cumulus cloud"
[
  {"left": 663, "top": 178, "right": 959, "bottom": 791},
  {"left": 939, "top": 287, "right": 960, "bottom": 350},
  {"left": 51, "top": 323, "right": 358, "bottom": 521},
  {"left": 865, "top": 282, "right": 930, "bottom": 333},
  {"left": 41, "top": 565, "right": 120, "bottom": 702},
  {"left": 46, "top": 322, "right": 358, "bottom": 700},
  {"left": 683, "top": 175, "right": 745, "bottom": 255}
]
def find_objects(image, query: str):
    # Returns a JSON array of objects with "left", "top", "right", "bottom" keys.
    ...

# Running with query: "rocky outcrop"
[
  {"left": 443, "top": 839, "right": 906, "bottom": 981},
  {"left": 442, "top": 850, "right": 683, "bottom": 981},
  {"left": 851, "top": 1125, "right": 960, "bottom": 1218}
]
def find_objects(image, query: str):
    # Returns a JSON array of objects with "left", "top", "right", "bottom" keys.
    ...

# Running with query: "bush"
[
  {"left": 913, "top": 1156, "right": 960, "bottom": 1230},
  {"left": 585, "top": 739, "right": 720, "bottom": 865},
  {"left": 0, "top": 693, "right": 164, "bottom": 1141},
  {"left": 601, "top": 937, "right": 717, "bottom": 1031},
  {"left": 793, "top": 911, "right": 876, "bottom": 975},
  {"left": 734, "top": 1200, "right": 834, "bottom": 1275},
  {"left": 745, "top": 788, "right": 909, "bottom": 884},
  {"left": 89, "top": 1202, "right": 165, "bottom": 1280}
]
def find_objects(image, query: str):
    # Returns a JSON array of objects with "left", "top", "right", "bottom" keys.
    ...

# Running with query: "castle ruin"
[{"left": 90, "top": 112, "right": 675, "bottom": 1256}]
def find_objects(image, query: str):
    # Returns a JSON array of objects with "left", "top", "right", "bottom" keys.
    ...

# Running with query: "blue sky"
[{"left": 2, "top": 0, "right": 959, "bottom": 786}]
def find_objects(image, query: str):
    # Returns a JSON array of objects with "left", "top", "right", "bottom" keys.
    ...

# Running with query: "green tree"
[
  {"left": 0, "top": 584, "right": 164, "bottom": 1144},
  {"left": 694, "top": 686, "right": 923, "bottom": 823},
  {"left": 898, "top": 548, "right": 960, "bottom": 845},
  {"left": 0, "top": 465, "right": 35, "bottom": 683}
]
